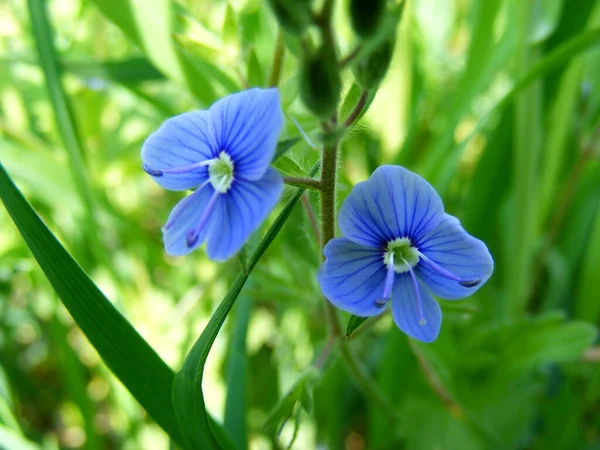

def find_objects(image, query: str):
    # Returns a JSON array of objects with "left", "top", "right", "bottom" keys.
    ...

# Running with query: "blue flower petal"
[
  {"left": 141, "top": 111, "right": 217, "bottom": 191},
  {"left": 206, "top": 168, "right": 283, "bottom": 261},
  {"left": 210, "top": 88, "right": 283, "bottom": 181},
  {"left": 318, "top": 238, "right": 388, "bottom": 317},
  {"left": 163, "top": 185, "right": 218, "bottom": 256},
  {"left": 390, "top": 274, "right": 442, "bottom": 342},
  {"left": 338, "top": 165, "right": 445, "bottom": 248},
  {"left": 416, "top": 214, "right": 494, "bottom": 300}
]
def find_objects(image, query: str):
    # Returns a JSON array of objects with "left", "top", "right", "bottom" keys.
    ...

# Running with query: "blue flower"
[
  {"left": 317, "top": 166, "right": 494, "bottom": 342},
  {"left": 141, "top": 88, "right": 284, "bottom": 261}
]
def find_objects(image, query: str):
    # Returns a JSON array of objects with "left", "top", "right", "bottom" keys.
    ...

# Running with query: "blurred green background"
[{"left": 1, "top": 0, "right": 600, "bottom": 448}]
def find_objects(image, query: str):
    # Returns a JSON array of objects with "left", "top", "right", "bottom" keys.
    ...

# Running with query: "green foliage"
[{"left": 2, "top": 0, "right": 600, "bottom": 449}]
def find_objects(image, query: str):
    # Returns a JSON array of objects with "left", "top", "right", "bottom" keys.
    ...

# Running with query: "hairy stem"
[
  {"left": 320, "top": 143, "right": 342, "bottom": 338},
  {"left": 311, "top": 0, "right": 398, "bottom": 425}
]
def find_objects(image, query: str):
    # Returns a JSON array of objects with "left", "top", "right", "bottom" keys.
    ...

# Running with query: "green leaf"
[
  {"left": 575, "top": 206, "right": 600, "bottom": 321},
  {"left": 172, "top": 163, "right": 321, "bottom": 449},
  {"left": 87, "top": 0, "right": 218, "bottom": 103},
  {"left": 475, "top": 312, "right": 597, "bottom": 375},
  {"left": 263, "top": 367, "right": 320, "bottom": 432},
  {"left": 224, "top": 293, "right": 253, "bottom": 450},
  {"left": 0, "top": 162, "right": 184, "bottom": 446},
  {"left": 272, "top": 155, "right": 308, "bottom": 178},
  {"left": 0, "top": 55, "right": 165, "bottom": 84},
  {"left": 345, "top": 315, "right": 370, "bottom": 338},
  {"left": 530, "top": 0, "right": 563, "bottom": 44},
  {"left": 27, "top": 0, "right": 107, "bottom": 267},
  {"left": 273, "top": 138, "right": 301, "bottom": 161},
  {"left": 247, "top": 49, "right": 263, "bottom": 87},
  {"left": 223, "top": 3, "right": 238, "bottom": 45},
  {"left": 63, "top": 57, "right": 165, "bottom": 83}
]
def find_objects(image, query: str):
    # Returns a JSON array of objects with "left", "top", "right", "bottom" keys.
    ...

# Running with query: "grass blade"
[
  {"left": 27, "top": 0, "right": 110, "bottom": 273},
  {"left": 172, "top": 163, "right": 320, "bottom": 449},
  {"left": 224, "top": 291, "right": 252, "bottom": 450},
  {"left": 0, "top": 162, "right": 184, "bottom": 446}
]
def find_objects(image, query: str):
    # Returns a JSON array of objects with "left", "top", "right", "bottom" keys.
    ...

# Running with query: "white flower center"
[
  {"left": 207, "top": 151, "right": 234, "bottom": 193},
  {"left": 383, "top": 237, "right": 419, "bottom": 273}
]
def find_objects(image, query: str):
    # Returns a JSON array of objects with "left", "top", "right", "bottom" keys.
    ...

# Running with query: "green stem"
[
  {"left": 283, "top": 176, "right": 322, "bottom": 190},
  {"left": 318, "top": 127, "right": 397, "bottom": 428},
  {"left": 319, "top": 143, "right": 342, "bottom": 338},
  {"left": 343, "top": 90, "right": 369, "bottom": 127}
]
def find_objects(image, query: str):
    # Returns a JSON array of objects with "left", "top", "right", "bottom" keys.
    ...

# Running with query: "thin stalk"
[
  {"left": 343, "top": 90, "right": 369, "bottom": 127},
  {"left": 283, "top": 176, "right": 322, "bottom": 190},
  {"left": 301, "top": 194, "right": 321, "bottom": 246},
  {"left": 339, "top": 45, "right": 362, "bottom": 69}
]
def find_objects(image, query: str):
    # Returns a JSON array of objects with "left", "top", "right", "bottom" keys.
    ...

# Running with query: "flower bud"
[
  {"left": 349, "top": 0, "right": 386, "bottom": 38},
  {"left": 267, "top": 0, "right": 313, "bottom": 35},
  {"left": 353, "top": 37, "right": 395, "bottom": 90},
  {"left": 300, "top": 46, "right": 341, "bottom": 118}
]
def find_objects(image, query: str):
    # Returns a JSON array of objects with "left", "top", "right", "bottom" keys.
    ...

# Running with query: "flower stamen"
[
  {"left": 185, "top": 189, "right": 220, "bottom": 247},
  {"left": 403, "top": 257, "right": 426, "bottom": 326},
  {"left": 417, "top": 251, "right": 480, "bottom": 288},
  {"left": 143, "top": 160, "right": 211, "bottom": 177},
  {"left": 381, "top": 252, "right": 396, "bottom": 302}
]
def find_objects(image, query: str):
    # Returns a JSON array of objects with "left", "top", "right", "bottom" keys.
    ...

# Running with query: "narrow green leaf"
[
  {"left": 247, "top": 49, "right": 263, "bottom": 87},
  {"left": 63, "top": 57, "right": 165, "bottom": 83},
  {"left": 575, "top": 206, "right": 600, "bottom": 321},
  {"left": 172, "top": 163, "right": 320, "bottom": 449},
  {"left": 0, "top": 162, "right": 184, "bottom": 446},
  {"left": 432, "top": 26, "right": 600, "bottom": 196},
  {"left": 223, "top": 3, "right": 238, "bottom": 45},
  {"left": 345, "top": 315, "right": 369, "bottom": 337},
  {"left": 530, "top": 0, "right": 563, "bottom": 44},
  {"left": 273, "top": 137, "right": 301, "bottom": 161},
  {"left": 173, "top": 35, "right": 241, "bottom": 94},
  {"left": 224, "top": 292, "right": 252, "bottom": 450},
  {"left": 88, "top": 0, "right": 217, "bottom": 104},
  {"left": 263, "top": 368, "right": 320, "bottom": 431},
  {"left": 27, "top": 0, "right": 107, "bottom": 267},
  {"left": 0, "top": 55, "right": 165, "bottom": 83},
  {"left": 272, "top": 155, "right": 308, "bottom": 178}
]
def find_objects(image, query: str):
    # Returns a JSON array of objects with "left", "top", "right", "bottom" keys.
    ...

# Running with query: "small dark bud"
[
  {"left": 353, "top": 37, "right": 395, "bottom": 90},
  {"left": 300, "top": 46, "right": 341, "bottom": 118},
  {"left": 349, "top": 0, "right": 386, "bottom": 38},
  {"left": 267, "top": 0, "right": 313, "bottom": 35}
]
